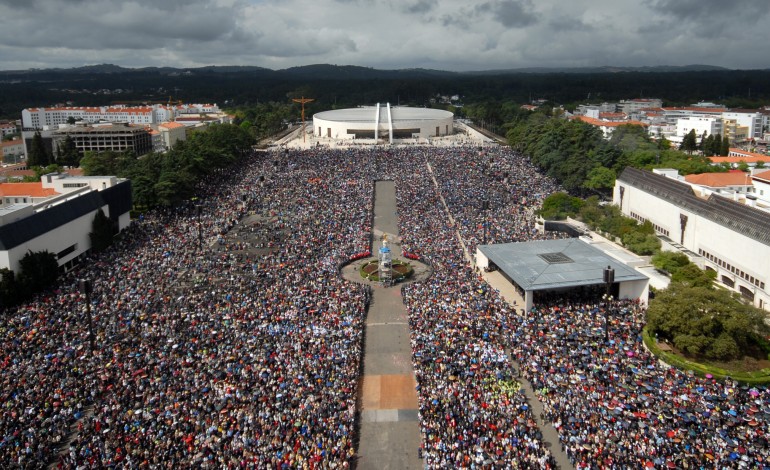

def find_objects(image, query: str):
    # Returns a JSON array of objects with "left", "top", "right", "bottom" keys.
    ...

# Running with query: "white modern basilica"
[{"left": 313, "top": 104, "right": 453, "bottom": 143}]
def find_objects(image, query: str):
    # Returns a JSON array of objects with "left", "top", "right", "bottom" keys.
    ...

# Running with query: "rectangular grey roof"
[
  {"left": 618, "top": 167, "right": 770, "bottom": 246},
  {"left": 479, "top": 238, "right": 647, "bottom": 291}
]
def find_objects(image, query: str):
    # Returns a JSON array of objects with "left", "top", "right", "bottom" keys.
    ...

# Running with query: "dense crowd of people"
[
  {"left": 390, "top": 146, "right": 559, "bottom": 467},
  {"left": 510, "top": 301, "right": 770, "bottom": 468},
  {"left": 1, "top": 150, "right": 373, "bottom": 468},
  {"left": 0, "top": 141, "right": 768, "bottom": 469}
]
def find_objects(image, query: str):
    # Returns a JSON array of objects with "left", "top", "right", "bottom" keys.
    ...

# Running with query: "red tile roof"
[
  {"left": 709, "top": 155, "right": 770, "bottom": 164},
  {"left": 159, "top": 121, "right": 186, "bottom": 129},
  {"left": 684, "top": 172, "right": 752, "bottom": 187},
  {"left": 728, "top": 148, "right": 768, "bottom": 159},
  {"left": 662, "top": 107, "right": 725, "bottom": 113},
  {"left": 573, "top": 116, "right": 649, "bottom": 127},
  {"left": 750, "top": 169, "right": 770, "bottom": 182},
  {"left": 0, "top": 138, "right": 23, "bottom": 148},
  {"left": 0, "top": 182, "right": 59, "bottom": 198}
]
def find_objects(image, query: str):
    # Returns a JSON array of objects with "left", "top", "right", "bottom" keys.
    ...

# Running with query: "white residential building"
[
  {"left": 674, "top": 116, "right": 723, "bottom": 143},
  {"left": 722, "top": 111, "right": 763, "bottom": 140},
  {"left": 750, "top": 169, "right": 770, "bottom": 207},
  {"left": 618, "top": 98, "right": 663, "bottom": 114},
  {"left": 21, "top": 103, "right": 222, "bottom": 130}
]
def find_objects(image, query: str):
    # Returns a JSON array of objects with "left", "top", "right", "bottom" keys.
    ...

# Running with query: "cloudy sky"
[{"left": 1, "top": 0, "right": 768, "bottom": 71}]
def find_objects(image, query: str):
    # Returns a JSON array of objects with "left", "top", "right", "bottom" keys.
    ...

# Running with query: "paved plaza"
[{"left": 352, "top": 181, "right": 423, "bottom": 470}]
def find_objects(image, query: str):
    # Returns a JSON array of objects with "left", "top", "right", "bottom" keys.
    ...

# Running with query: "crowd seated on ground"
[
  {"left": 510, "top": 298, "right": 770, "bottom": 468},
  {"left": 0, "top": 143, "right": 767, "bottom": 469},
  {"left": 1, "top": 150, "right": 372, "bottom": 468}
]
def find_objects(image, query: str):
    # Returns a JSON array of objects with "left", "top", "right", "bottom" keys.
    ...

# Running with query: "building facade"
[
  {"left": 21, "top": 103, "right": 222, "bottom": 130},
  {"left": 0, "top": 178, "right": 131, "bottom": 273},
  {"left": 614, "top": 167, "right": 770, "bottom": 311},
  {"left": 51, "top": 123, "right": 153, "bottom": 157},
  {"left": 618, "top": 98, "right": 663, "bottom": 114},
  {"left": 723, "top": 111, "right": 764, "bottom": 140},
  {"left": 0, "top": 138, "right": 25, "bottom": 163}
]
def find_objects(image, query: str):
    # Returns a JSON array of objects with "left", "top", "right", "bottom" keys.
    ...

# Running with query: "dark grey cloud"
[
  {"left": 648, "top": 0, "right": 768, "bottom": 21},
  {"left": 440, "top": 10, "right": 473, "bottom": 30},
  {"left": 548, "top": 15, "right": 593, "bottom": 32},
  {"left": 1, "top": 0, "right": 236, "bottom": 49},
  {"left": 477, "top": 0, "right": 539, "bottom": 28},
  {"left": 645, "top": 0, "right": 769, "bottom": 36},
  {"left": 401, "top": 0, "right": 437, "bottom": 15},
  {"left": 0, "top": 0, "right": 768, "bottom": 72}
]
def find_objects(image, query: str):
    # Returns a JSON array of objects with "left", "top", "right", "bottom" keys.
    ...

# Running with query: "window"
[{"left": 57, "top": 244, "right": 78, "bottom": 260}]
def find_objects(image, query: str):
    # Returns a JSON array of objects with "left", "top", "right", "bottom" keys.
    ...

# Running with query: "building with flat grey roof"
[{"left": 476, "top": 238, "right": 649, "bottom": 311}]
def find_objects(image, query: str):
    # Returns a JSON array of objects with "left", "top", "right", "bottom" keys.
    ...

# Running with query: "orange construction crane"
[{"left": 292, "top": 96, "right": 314, "bottom": 143}]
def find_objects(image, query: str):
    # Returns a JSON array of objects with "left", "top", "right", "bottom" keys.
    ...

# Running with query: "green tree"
[
  {"left": 538, "top": 192, "right": 584, "bottom": 220},
  {"left": 721, "top": 135, "right": 730, "bottom": 156},
  {"left": 647, "top": 283, "right": 770, "bottom": 361},
  {"left": 577, "top": 196, "right": 604, "bottom": 229},
  {"left": 0, "top": 268, "right": 18, "bottom": 307},
  {"left": 670, "top": 263, "right": 716, "bottom": 289},
  {"left": 679, "top": 129, "right": 698, "bottom": 153},
  {"left": 621, "top": 221, "right": 660, "bottom": 255},
  {"left": 651, "top": 251, "right": 690, "bottom": 274},
  {"left": 89, "top": 208, "right": 115, "bottom": 252},
  {"left": 28, "top": 131, "right": 51, "bottom": 166},
  {"left": 16, "top": 250, "right": 59, "bottom": 296},
  {"left": 56, "top": 135, "right": 80, "bottom": 167},
  {"left": 583, "top": 166, "right": 616, "bottom": 191}
]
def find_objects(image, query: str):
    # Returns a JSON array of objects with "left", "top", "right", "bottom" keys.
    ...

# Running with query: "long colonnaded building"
[{"left": 615, "top": 167, "right": 770, "bottom": 311}]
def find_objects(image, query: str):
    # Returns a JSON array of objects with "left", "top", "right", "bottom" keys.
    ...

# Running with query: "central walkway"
[{"left": 356, "top": 181, "right": 422, "bottom": 470}]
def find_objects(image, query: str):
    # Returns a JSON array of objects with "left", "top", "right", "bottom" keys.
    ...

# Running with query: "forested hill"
[{"left": 1, "top": 64, "right": 769, "bottom": 120}]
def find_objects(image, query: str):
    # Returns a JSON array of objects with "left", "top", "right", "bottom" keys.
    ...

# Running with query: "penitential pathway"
[{"left": 346, "top": 180, "right": 424, "bottom": 470}]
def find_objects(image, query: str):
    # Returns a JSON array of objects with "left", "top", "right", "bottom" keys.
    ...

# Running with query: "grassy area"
[
  {"left": 642, "top": 328, "right": 770, "bottom": 385},
  {"left": 359, "top": 259, "right": 414, "bottom": 282}
]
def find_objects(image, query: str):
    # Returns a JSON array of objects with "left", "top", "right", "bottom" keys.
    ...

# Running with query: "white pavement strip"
[
  {"left": 367, "top": 322, "right": 408, "bottom": 326},
  {"left": 361, "top": 409, "right": 419, "bottom": 422}
]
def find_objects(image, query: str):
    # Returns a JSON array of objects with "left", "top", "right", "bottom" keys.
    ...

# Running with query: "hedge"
[{"left": 642, "top": 328, "right": 770, "bottom": 385}]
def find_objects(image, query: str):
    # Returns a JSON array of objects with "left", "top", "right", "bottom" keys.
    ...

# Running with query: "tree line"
[
  {"left": 505, "top": 110, "right": 727, "bottom": 195},
  {"left": 79, "top": 123, "right": 253, "bottom": 207}
]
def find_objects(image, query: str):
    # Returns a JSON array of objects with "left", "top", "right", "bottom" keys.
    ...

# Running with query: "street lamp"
[
  {"left": 195, "top": 204, "right": 203, "bottom": 251},
  {"left": 79, "top": 279, "right": 95, "bottom": 352},
  {"left": 481, "top": 198, "right": 490, "bottom": 245},
  {"left": 603, "top": 265, "right": 615, "bottom": 342}
]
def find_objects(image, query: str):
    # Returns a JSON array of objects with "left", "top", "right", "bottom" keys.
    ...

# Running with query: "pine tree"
[
  {"left": 679, "top": 129, "right": 698, "bottom": 153},
  {"left": 709, "top": 134, "right": 722, "bottom": 156},
  {"left": 56, "top": 135, "right": 80, "bottom": 167},
  {"left": 721, "top": 135, "right": 730, "bottom": 156},
  {"left": 698, "top": 131, "right": 708, "bottom": 153},
  {"left": 89, "top": 209, "right": 115, "bottom": 252},
  {"left": 27, "top": 131, "right": 51, "bottom": 167}
]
